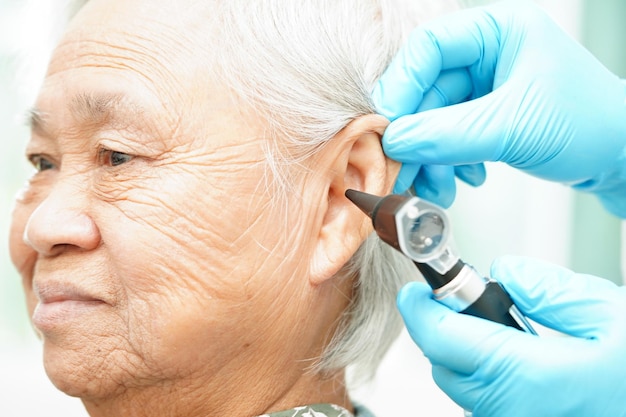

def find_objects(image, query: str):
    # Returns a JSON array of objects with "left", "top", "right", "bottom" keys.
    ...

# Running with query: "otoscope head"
[{"left": 345, "top": 189, "right": 461, "bottom": 288}]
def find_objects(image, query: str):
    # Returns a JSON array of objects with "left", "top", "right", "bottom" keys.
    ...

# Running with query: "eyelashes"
[
  {"left": 98, "top": 148, "right": 134, "bottom": 167},
  {"left": 27, "top": 148, "right": 134, "bottom": 173},
  {"left": 28, "top": 154, "right": 56, "bottom": 172}
]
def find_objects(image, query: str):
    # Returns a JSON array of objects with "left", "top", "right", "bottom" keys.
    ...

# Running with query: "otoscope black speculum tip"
[
  {"left": 345, "top": 189, "right": 409, "bottom": 253},
  {"left": 344, "top": 189, "right": 383, "bottom": 219}
]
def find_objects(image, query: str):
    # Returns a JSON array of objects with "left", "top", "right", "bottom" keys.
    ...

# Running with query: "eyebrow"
[{"left": 27, "top": 92, "right": 147, "bottom": 136}]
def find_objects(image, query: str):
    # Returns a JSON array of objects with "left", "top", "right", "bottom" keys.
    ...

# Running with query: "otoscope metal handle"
[{"left": 431, "top": 263, "right": 537, "bottom": 334}]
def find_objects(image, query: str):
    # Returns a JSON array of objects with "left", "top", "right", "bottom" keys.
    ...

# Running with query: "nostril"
[{"left": 48, "top": 244, "right": 75, "bottom": 257}]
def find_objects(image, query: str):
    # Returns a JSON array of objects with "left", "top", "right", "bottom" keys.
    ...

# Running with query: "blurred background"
[{"left": 1, "top": 0, "right": 624, "bottom": 416}]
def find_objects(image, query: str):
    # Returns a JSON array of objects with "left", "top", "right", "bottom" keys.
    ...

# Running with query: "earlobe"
[{"left": 308, "top": 114, "right": 400, "bottom": 285}]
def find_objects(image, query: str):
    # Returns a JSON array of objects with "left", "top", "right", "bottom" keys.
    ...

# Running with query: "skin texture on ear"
[{"left": 307, "top": 114, "right": 400, "bottom": 284}]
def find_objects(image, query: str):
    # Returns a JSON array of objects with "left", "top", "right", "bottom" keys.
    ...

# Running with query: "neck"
[
  {"left": 264, "top": 369, "right": 352, "bottom": 415},
  {"left": 82, "top": 368, "right": 351, "bottom": 417}
]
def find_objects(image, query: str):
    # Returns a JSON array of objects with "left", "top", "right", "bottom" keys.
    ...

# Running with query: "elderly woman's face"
[{"left": 9, "top": 0, "right": 360, "bottom": 413}]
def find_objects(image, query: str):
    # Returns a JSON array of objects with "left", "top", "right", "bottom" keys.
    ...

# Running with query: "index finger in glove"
[
  {"left": 372, "top": 6, "right": 501, "bottom": 121},
  {"left": 491, "top": 255, "right": 625, "bottom": 338}
]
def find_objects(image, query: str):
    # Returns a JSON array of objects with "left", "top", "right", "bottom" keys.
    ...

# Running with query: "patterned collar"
[{"left": 258, "top": 403, "right": 355, "bottom": 417}]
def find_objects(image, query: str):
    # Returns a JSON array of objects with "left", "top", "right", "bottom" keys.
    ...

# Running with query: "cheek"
[
  {"left": 107, "top": 177, "right": 256, "bottom": 298},
  {"left": 100, "top": 167, "right": 306, "bottom": 366},
  {"left": 106, "top": 159, "right": 312, "bottom": 296}
]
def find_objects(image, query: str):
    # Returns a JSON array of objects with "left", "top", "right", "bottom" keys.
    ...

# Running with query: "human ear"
[{"left": 308, "top": 114, "right": 400, "bottom": 285}]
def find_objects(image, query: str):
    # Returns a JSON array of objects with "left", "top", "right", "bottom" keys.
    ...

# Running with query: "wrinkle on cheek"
[
  {"left": 130, "top": 217, "right": 248, "bottom": 302},
  {"left": 93, "top": 170, "right": 162, "bottom": 205},
  {"left": 119, "top": 298, "right": 172, "bottom": 375},
  {"left": 89, "top": 300, "right": 188, "bottom": 389},
  {"left": 98, "top": 186, "right": 259, "bottom": 301},
  {"left": 117, "top": 271, "right": 254, "bottom": 382}
]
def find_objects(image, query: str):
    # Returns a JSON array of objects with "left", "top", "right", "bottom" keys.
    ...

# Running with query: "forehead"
[
  {"left": 35, "top": 0, "right": 254, "bottom": 147},
  {"left": 48, "top": 0, "right": 217, "bottom": 94}
]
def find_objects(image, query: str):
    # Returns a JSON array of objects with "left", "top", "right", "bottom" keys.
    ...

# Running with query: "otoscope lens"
[{"left": 407, "top": 212, "right": 444, "bottom": 256}]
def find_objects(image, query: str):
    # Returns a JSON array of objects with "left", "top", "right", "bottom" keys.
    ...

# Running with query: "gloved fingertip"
[
  {"left": 490, "top": 255, "right": 568, "bottom": 290},
  {"left": 392, "top": 183, "right": 406, "bottom": 194},
  {"left": 489, "top": 254, "right": 524, "bottom": 279},
  {"left": 489, "top": 255, "right": 624, "bottom": 336},
  {"left": 397, "top": 281, "right": 432, "bottom": 310},
  {"left": 371, "top": 81, "right": 398, "bottom": 121},
  {"left": 413, "top": 165, "right": 457, "bottom": 208},
  {"left": 393, "top": 163, "right": 420, "bottom": 194},
  {"left": 396, "top": 282, "right": 432, "bottom": 326},
  {"left": 381, "top": 128, "right": 408, "bottom": 156},
  {"left": 415, "top": 182, "right": 455, "bottom": 208},
  {"left": 381, "top": 116, "right": 429, "bottom": 156},
  {"left": 455, "top": 163, "right": 487, "bottom": 186},
  {"left": 434, "top": 190, "right": 454, "bottom": 209}
]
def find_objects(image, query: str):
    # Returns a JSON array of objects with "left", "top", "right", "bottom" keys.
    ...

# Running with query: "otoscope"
[{"left": 345, "top": 189, "right": 536, "bottom": 334}]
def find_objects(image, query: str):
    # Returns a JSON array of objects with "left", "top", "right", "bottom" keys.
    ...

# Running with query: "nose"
[{"left": 23, "top": 185, "right": 101, "bottom": 257}]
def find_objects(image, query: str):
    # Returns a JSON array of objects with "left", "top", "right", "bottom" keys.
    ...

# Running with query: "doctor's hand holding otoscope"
[{"left": 371, "top": 1, "right": 626, "bottom": 416}]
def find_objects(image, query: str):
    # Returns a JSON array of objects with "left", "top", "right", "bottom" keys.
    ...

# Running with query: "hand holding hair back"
[{"left": 374, "top": 0, "right": 626, "bottom": 216}]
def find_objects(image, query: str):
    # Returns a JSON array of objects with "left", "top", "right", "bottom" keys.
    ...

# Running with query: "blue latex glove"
[
  {"left": 373, "top": 1, "right": 626, "bottom": 215},
  {"left": 397, "top": 256, "right": 626, "bottom": 417}
]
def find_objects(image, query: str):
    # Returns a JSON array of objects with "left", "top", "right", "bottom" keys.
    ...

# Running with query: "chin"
[{"left": 42, "top": 337, "right": 136, "bottom": 400}]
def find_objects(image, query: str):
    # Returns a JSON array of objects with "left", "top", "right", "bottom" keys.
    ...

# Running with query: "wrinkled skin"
[{"left": 8, "top": 0, "right": 396, "bottom": 416}]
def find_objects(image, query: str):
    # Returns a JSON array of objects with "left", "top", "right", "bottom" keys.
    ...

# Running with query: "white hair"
[
  {"left": 21, "top": 0, "right": 460, "bottom": 383},
  {"left": 207, "top": 0, "right": 460, "bottom": 382}
]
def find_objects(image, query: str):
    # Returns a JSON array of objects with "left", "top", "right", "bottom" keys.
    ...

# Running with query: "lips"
[
  {"left": 32, "top": 280, "right": 108, "bottom": 332},
  {"left": 35, "top": 281, "right": 104, "bottom": 304}
]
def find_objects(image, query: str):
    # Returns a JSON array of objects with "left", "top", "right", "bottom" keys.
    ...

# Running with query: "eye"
[
  {"left": 28, "top": 155, "right": 56, "bottom": 172},
  {"left": 110, "top": 151, "right": 133, "bottom": 166},
  {"left": 100, "top": 149, "right": 134, "bottom": 167}
]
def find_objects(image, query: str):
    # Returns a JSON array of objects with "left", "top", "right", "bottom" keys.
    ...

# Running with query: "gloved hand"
[
  {"left": 397, "top": 255, "right": 626, "bottom": 417},
  {"left": 373, "top": 1, "right": 626, "bottom": 216}
]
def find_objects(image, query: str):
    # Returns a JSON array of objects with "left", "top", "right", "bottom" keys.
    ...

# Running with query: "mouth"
[
  {"left": 32, "top": 281, "right": 108, "bottom": 332},
  {"left": 35, "top": 280, "right": 106, "bottom": 304}
]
